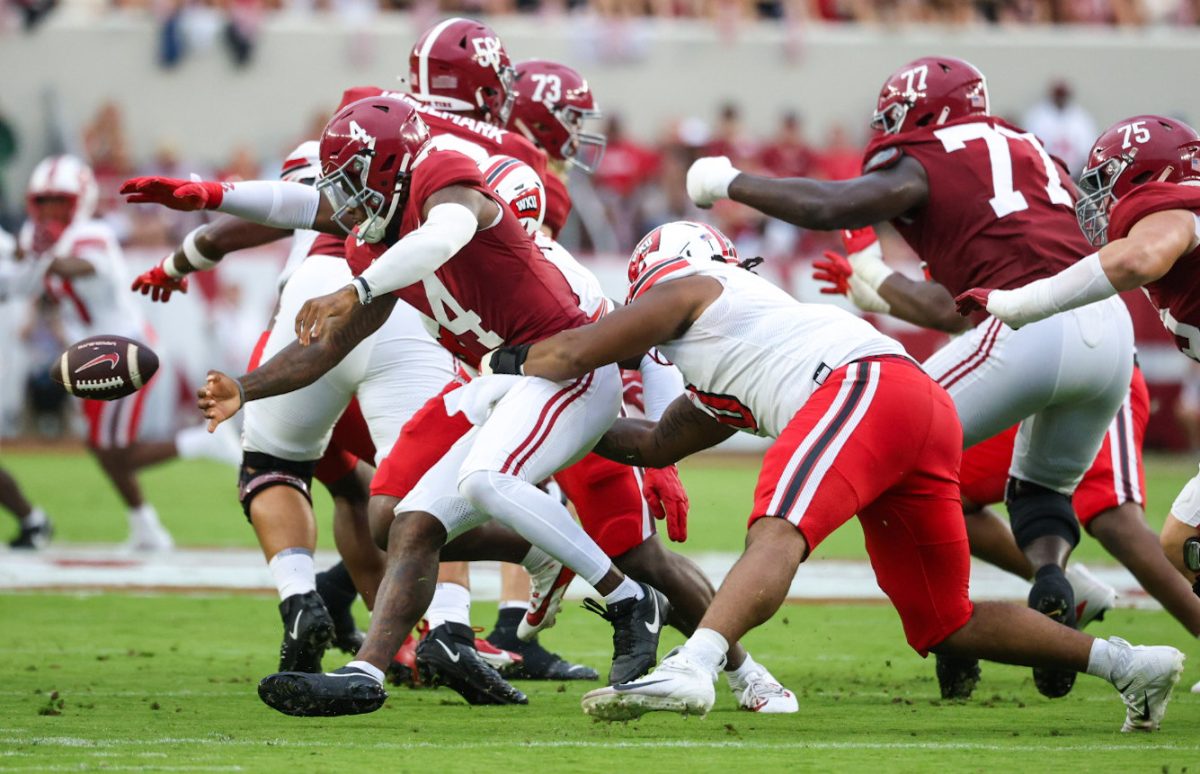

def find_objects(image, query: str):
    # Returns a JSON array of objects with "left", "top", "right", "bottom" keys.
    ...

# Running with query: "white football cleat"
[
  {"left": 728, "top": 660, "right": 798, "bottom": 713},
  {"left": 1190, "top": 678, "right": 1199, "bottom": 694},
  {"left": 1066, "top": 563, "right": 1117, "bottom": 628},
  {"left": 518, "top": 560, "right": 573, "bottom": 642},
  {"left": 123, "top": 518, "right": 174, "bottom": 553},
  {"left": 1104, "top": 636, "right": 1185, "bottom": 732},
  {"left": 581, "top": 648, "right": 716, "bottom": 721}
]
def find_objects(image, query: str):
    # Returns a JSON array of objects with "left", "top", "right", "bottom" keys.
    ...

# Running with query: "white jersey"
[
  {"left": 18, "top": 219, "right": 145, "bottom": 342},
  {"left": 657, "top": 263, "right": 905, "bottom": 438},
  {"left": 534, "top": 233, "right": 609, "bottom": 320}
]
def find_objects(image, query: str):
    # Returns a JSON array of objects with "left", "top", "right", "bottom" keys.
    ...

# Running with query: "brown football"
[{"left": 51, "top": 335, "right": 159, "bottom": 401}]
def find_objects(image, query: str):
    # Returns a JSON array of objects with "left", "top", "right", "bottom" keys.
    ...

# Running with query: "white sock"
[
  {"left": 726, "top": 652, "right": 758, "bottom": 679},
  {"left": 347, "top": 660, "right": 384, "bottom": 684},
  {"left": 426, "top": 582, "right": 471, "bottom": 629},
  {"left": 500, "top": 600, "right": 530, "bottom": 612},
  {"left": 682, "top": 628, "right": 730, "bottom": 673},
  {"left": 520, "top": 544, "right": 555, "bottom": 574},
  {"left": 459, "top": 470, "right": 612, "bottom": 586},
  {"left": 1085, "top": 637, "right": 1114, "bottom": 681},
  {"left": 128, "top": 503, "right": 163, "bottom": 529},
  {"left": 269, "top": 548, "right": 316, "bottom": 601},
  {"left": 20, "top": 507, "right": 47, "bottom": 529},
  {"left": 603, "top": 576, "right": 645, "bottom": 605}
]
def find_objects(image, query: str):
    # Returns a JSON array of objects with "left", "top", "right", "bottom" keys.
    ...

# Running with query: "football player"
[
  {"left": 122, "top": 97, "right": 670, "bottom": 716},
  {"left": 17, "top": 155, "right": 239, "bottom": 551},
  {"left": 481, "top": 220, "right": 1185, "bottom": 731},
  {"left": 815, "top": 226, "right": 1200, "bottom": 696},
  {"left": 686, "top": 56, "right": 1135, "bottom": 699}
]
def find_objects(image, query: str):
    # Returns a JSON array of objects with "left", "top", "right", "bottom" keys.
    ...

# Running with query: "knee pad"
[
  {"left": 239, "top": 451, "right": 316, "bottom": 519},
  {"left": 1005, "top": 477, "right": 1080, "bottom": 550}
]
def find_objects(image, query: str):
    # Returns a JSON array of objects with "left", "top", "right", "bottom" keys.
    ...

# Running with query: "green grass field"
[{"left": 2, "top": 449, "right": 1199, "bottom": 772}]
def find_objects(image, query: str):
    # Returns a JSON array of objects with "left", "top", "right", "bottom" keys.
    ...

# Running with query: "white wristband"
[
  {"left": 182, "top": 228, "right": 221, "bottom": 272},
  {"left": 847, "top": 241, "right": 895, "bottom": 291},
  {"left": 161, "top": 255, "right": 185, "bottom": 279}
]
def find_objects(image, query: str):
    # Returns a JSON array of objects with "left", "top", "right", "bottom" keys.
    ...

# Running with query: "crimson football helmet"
[
  {"left": 27, "top": 155, "right": 99, "bottom": 252},
  {"left": 627, "top": 221, "right": 739, "bottom": 303},
  {"left": 316, "top": 97, "right": 431, "bottom": 244},
  {"left": 871, "top": 56, "right": 989, "bottom": 136},
  {"left": 511, "top": 60, "right": 606, "bottom": 173},
  {"left": 407, "top": 17, "right": 516, "bottom": 126},
  {"left": 1076, "top": 115, "right": 1200, "bottom": 246}
]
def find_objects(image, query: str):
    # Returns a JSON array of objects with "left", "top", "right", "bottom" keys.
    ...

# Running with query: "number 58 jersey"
[{"left": 862, "top": 116, "right": 1094, "bottom": 297}]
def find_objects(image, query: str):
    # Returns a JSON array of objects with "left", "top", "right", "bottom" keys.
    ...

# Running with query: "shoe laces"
[{"left": 582, "top": 598, "right": 634, "bottom": 657}]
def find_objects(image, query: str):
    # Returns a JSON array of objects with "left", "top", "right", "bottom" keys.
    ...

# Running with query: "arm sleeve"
[
  {"left": 986, "top": 252, "right": 1117, "bottom": 327},
  {"left": 639, "top": 351, "right": 685, "bottom": 421},
  {"left": 358, "top": 202, "right": 477, "bottom": 295},
  {"left": 216, "top": 181, "right": 321, "bottom": 230}
]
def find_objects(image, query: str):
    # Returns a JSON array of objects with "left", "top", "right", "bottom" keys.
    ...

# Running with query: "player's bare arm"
[
  {"left": 878, "top": 275, "right": 971, "bottom": 333},
  {"left": 957, "top": 209, "right": 1197, "bottom": 327},
  {"left": 45, "top": 254, "right": 97, "bottom": 279},
  {"left": 165, "top": 217, "right": 292, "bottom": 276},
  {"left": 688, "top": 154, "right": 929, "bottom": 230},
  {"left": 496, "top": 276, "right": 722, "bottom": 382},
  {"left": 593, "top": 395, "right": 735, "bottom": 468},
  {"left": 199, "top": 294, "right": 397, "bottom": 431},
  {"left": 294, "top": 184, "right": 495, "bottom": 345}
]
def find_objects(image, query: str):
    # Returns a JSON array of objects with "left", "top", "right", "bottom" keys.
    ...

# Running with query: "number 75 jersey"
[{"left": 862, "top": 116, "right": 1094, "bottom": 297}]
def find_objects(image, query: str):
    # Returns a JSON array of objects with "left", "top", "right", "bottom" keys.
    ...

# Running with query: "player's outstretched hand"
[
  {"left": 840, "top": 226, "right": 879, "bottom": 255},
  {"left": 686, "top": 156, "right": 741, "bottom": 209},
  {"left": 813, "top": 250, "right": 853, "bottom": 295},
  {"left": 120, "top": 177, "right": 224, "bottom": 211},
  {"left": 295, "top": 286, "right": 358, "bottom": 346},
  {"left": 443, "top": 375, "right": 523, "bottom": 425},
  {"left": 954, "top": 287, "right": 995, "bottom": 317},
  {"left": 198, "top": 370, "right": 243, "bottom": 432},
  {"left": 131, "top": 263, "right": 188, "bottom": 303},
  {"left": 643, "top": 465, "right": 689, "bottom": 542}
]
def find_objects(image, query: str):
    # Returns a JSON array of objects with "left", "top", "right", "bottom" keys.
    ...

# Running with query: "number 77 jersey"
[{"left": 862, "top": 115, "right": 1094, "bottom": 297}]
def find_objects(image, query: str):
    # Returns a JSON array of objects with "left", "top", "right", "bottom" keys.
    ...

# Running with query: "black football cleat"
[
  {"left": 258, "top": 666, "right": 387, "bottom": 717},
  {"left": 315, "top": 563, "right": 366, "bottom": 655},
  {"left": 415, "top": 622, "right": 528, "bottom": 705},
  {"left": 9, "top": 518, "right": 53, "bottom": 550},
  {"left": 1029, "top": 567, "right": 1078, "bottom": 699},
  {"left": 935, "top": 654, "right": 981, "bottom": 700},
  {"left": 487, "top": 609, "right": 599, "bottom": 681},
  {"left": 278, "top": 591, "right": 335, "bottom": 674},
  {"left": 584, "top": 583, "right": 670, "bottom": 686}
]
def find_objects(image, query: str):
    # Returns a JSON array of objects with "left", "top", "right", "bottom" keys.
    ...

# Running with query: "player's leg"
[
  {"left": 1163, "top": 468, "right": 1200, "bottom": 581},
  {"left": 457, "top": 366, "right": 669, "bottom": 685},
  {"left": 0, "top": 464, "right": 52, "bottom": 549}
]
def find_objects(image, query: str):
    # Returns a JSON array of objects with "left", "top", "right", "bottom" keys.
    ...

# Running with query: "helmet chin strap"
[{"left": 362, "top": 190, "right": 405, "bottom": 244}]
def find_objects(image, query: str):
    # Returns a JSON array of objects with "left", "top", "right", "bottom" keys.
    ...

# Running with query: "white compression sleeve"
[
  {"left": 216, "top": 181, "right": 320, "bottom": 230},
  {"left": 358, "top": 202, "right": 477, "bottom": 296},
  {"left": 987, "top": 253, "right": 1118, "bottom": 328},
  {"left": 639, "top": 352, "right": 685, "bottom": 421}
]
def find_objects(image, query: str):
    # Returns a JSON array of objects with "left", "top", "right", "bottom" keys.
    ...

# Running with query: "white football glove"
[
  {"left": 687, "top": 156, "right": 741, "bottom": 208},
  {"left": 443, "top": 374, "right": 524, "bottom": 426}
]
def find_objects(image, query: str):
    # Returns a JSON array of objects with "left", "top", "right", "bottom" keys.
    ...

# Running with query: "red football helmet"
[
  {"left": 511, "top": 60, "right": 606, "bottom": 173},
  {"left": 407, "top": 17, "right": 515, "bottom": 126},
  {"left": 871, "top": 56, "right": 989, "bottom": 136},
  {"left": 316, "top": 97, "right": 431, "bottom": 244},
  {"left": 1076, "top": 115, "right": 1200, "bottom": 246}
]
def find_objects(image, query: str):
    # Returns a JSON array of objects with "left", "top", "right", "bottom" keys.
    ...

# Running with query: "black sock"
[
  {"left": 494, "top": 606, "right": 525, "bottom": 631},
  {"left": 316, "top": 561, "right": 358, "bottom": 607}
]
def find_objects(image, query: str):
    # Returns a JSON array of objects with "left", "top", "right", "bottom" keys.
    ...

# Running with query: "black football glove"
[{"left": 488, "top": 344, "right": 530, "bottom": 375}]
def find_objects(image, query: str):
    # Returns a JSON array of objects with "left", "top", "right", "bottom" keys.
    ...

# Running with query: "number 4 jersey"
[
  {"left": 862, "top": 116, "right": 1093, "bottom": 297},
  {"left": 345, "top": 149, "right": 587, "bottom": 370}
]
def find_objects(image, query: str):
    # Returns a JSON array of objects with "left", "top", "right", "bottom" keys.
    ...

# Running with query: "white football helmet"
[
  {"left": 478, "top": 154, "right": 546, "bottom": 235},
  {"left": 626, "top": 220, "right": 739, "bottom": 303},
  {"left": 28, "top": 154, "right": 99, "bottom": 225},
  {"left": 279, "top": 140, "right": 322, "bottom": 185}
]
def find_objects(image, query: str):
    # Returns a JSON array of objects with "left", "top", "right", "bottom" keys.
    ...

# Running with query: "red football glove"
[
  {"left": 954, "top": 287, "right": 995, "bottom": 317},
  {"left": 120, "top": 177, "right": 225, "bottom": 211},
  {"left": 643, "top": 465, "right": 689, "bottom": 543},
  {"left": 840, "top": 226, "right": 879, "bottom": 254},
  {"left": 131, "top": 263, "right": 189, "bottom": 303},
  {"left": 812, "top": 250, "right": 853, "bottom": 296}
]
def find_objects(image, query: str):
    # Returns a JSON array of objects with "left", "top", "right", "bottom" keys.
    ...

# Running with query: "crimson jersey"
[
  {"left": 862, "top": 116, "right": 1091, "bottom": 297},
  {"left": 1109, "top": 182, "right": 1200, "bottom": 361},
  {"left": 346, "top": 150, "right": 587, "bottom": 369},
  {"left": 543, "top": 173, "right": 572, "bottom": 239}
]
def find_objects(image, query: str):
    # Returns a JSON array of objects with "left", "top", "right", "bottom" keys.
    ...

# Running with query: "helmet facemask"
[
  {"left": 478, "top": 64, "right": 517, "bottom": 126},
  {"left": 557, "top": 104, "right": 606, "bottom": 173},
  {"left": 871, "top": 99, "right": 911, "bottom": 136},
  {"left": 1075, "top": 153, "right": 1131, "bottom": 247},
  {"left": 317, "top": 152, "right": 403, "bottom": 244}
]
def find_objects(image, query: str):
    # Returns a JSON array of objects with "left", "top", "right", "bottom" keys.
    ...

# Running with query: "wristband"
[
  {"left": 234, "top": 377, "right": 246, "bottom": 408},
  {"left": 847, "top": 242, "right": 894, "bottom": 291},
  {"left": 352, "top": 276, "right": 373, "bottom": 305},
  {"left": 488, "top": 345, "right": 530, "bottom": 376},
  {"left": 162, "top": 255, "right": 186, "bottom": 279},
  {"left": 182, "top": 228, "right": 221, "bottom": 272}
]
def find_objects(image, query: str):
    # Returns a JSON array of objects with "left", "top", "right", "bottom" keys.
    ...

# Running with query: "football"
[{"left": 50, "top": 335, "right": 159, "bottom": 401}]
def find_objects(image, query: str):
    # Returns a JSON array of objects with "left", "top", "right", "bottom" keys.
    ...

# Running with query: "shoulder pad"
[{"left": 863, "top": 147, "right": 904, "bottom": 175}]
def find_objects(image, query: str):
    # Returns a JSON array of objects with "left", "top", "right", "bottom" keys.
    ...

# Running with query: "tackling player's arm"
[
  {"left": 293, "top": 184, "right": 497, "bottom": 345},
  {"left": 489, "top": 276, "right": 722, "bottom": 383},
  {"left": 198, "top": 294, "right": 397, "bottom": 431},
  {"left": 877, "top": 275, "right": 970, "bottom": 333},
  {"left": 958, "top": 208, "right": 1197, "bottom": 327},
  {"left": 593, "top": 395, "right": 735, "bottom": 468},
  {"left": 44, "top": 254, "right": 97, "bottom": 279}
]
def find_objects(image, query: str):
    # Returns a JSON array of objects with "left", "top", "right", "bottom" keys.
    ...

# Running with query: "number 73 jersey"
[
  {"left": 346, "top": 149, "right": 588, "bottom": 370},
  {"left": 862, "top": 116, "right": 1094, "bottom": 297}
]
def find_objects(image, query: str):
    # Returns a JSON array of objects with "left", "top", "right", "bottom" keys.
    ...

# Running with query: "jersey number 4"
[
  {"left": 934, "top": 123, "right": 1073, "bottom": 219},
  {"left": 422, "top": 275, "right": 503, "bottom": 359}
]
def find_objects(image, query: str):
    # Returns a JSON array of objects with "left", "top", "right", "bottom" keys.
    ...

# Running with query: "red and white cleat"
[
  {"left": 475, "top": 637, "right": 523, "bottom": 672},
  {"left": 518, "top": 561, "right": 575, "bottom": 642}
]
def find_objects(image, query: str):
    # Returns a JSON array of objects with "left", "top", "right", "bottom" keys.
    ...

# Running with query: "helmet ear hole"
[{"left": 1131, "top": 171, "right": 1155, "bottom": 186}]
